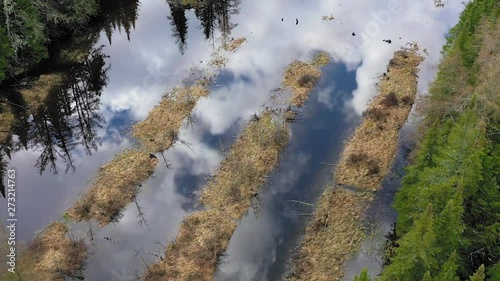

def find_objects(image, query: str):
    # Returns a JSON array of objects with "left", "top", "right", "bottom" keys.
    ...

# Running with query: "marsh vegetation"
[
  {"left": 288, "top": 47, "right": 423, "bottom": 281},
  {"left": 1, "top": 222, "right": 87, "bottom": 281},
  {"left": 335, "top": 46, "right": 423, "bottom": 192}
]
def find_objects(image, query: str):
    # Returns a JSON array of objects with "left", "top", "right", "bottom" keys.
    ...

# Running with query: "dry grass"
[
  {"left": 335, "top": 47, "right": 424, "bottom": 191},
  {"left": 476, "top": 19, "right": 500, "bottom": 123},
  {"left": 288, "top": 188, "right": 372, "bottom": 281},
  {"left": 132, "top": 85, "right": 209, "bottom": 152},
  {"left": 142, "top": 210, "right": 236, "bottom": 281},
  {"left": 0, "top": 104, "right": 14, "bottom": 143},
  {"left": 1, "top": 222, "right": 87, "bottom": 281},
  {"left": 19, "top": 74, "right": 64, "bottom": 111},
  {"left": 143, "top": 109, "right": 291, "bottom": 280},
  {"left": 223, "top": 37, "right": 247, "bottom": 52},
  {"left": 283, "top": 60, "right": 322, "bottom": 107},
  {"left": 312, "top": 51, "right": 332, "bottom": 67},
  {"left": 201, "top": 109, "right": 290, "bottom": 219},
  {"left": 67, "top": 149, "right": 158, "bottom": 226}
]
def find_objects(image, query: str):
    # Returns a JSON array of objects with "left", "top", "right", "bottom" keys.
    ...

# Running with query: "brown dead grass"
[
  {"left": 143, "top": 210, "right": 236, "bottom": 281},
  {"left": 223, "top": 37, "right": 247, "bottom": 52},
  {"left": 476, "top": 20, "right": 500, "bottom": 123},
  {"left": 19, "top": 74, "right": 64, "bottom": 111},
  {"left": 335, "top": 47, "right": 424, "bottom": 191},
  {"left": 133, "top": 85, "right": 209, "bottom": 152},
  {"left": 200, "top": 109, "right": 290, "bottom": 219},
  {"left": 67, "top": 149, "right": 158, "bottom": 226},
  {"left": 288, "top": 188, "right": 372, "bottom": 281},
  {"left": 312, "top": 51, "right": 332, "bottom": 67},
  {"left": 2, "top": 222, "right": 87, "bottom": 281},
  {"left": 283, "top": 52, "right": 330, "bottom": 107},
  {"left": 0, "top": 104, "right": 14, "bottom": 143}
]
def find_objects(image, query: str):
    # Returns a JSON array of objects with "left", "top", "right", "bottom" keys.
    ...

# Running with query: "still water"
[{"left": 0, "top": 0, "right": 463, "bottom": 280}]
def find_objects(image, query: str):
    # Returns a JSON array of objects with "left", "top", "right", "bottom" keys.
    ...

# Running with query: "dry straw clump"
[
  {"left": 133, "top": 85, "right": 209, "bottom": 152},
  {"left": 67, "top": 149, "right": 158, "bottom": 226},
  {"left": 143, "top": 210, "right": 236, "bottom": 281},
  {"left": 200, "top": 110, "right": 290, "bottom": 219},
  {"left": 2, "top": 222, "right": 87, "bottom": 281},
  {"left": 223, "top": 37, "right": 247, "bottom": 52},
  {"left": 283, "top": 51, "right": 330, "bottom": 107},
  {"left": 19, "top": 73, "right": 64, "bottom": 111},
  {"left": 335, "top": 47, "right": 424, "bottom": 191},
  {"left": 288, "top": 188, "right": 371, "bottom": 281}
]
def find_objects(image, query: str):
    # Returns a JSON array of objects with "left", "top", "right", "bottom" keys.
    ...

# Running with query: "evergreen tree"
[{"left": 33, "top": 0, "right": 98, "bottom": 32}]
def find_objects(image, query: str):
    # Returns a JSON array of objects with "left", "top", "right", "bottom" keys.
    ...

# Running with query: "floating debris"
[
  {"left": 223, "top": 37, "right": 247, "bottom": 52},
  {"left": 322, "top": 15, "right": 335, "bottom": 21}
]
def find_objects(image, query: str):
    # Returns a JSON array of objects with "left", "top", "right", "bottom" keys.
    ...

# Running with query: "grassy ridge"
[
  {"left": 378, "top": 0, "right": 500, "bottom": 280},
  {"left": 67, "top": 149, "right": 159, "bottom": 226},
  {"left": 335, "top": 46, "right": 423, "bottom": 191}
]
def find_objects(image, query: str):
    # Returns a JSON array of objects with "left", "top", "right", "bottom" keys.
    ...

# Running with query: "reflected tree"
[
  {"left": 168, "top": 2, "right": 188, "bottom": 54},
  {"left": 194, "top": 0, "right": 240, "bottom": 40},
  {"left": 98, "top": 0, "right": 141, "bottom": 44},
  {"left": 166, "top": 0, "right": 240, "bottom": 53},
  {"left": 29, "top": 46, "right": 109, "bottom": 174}
]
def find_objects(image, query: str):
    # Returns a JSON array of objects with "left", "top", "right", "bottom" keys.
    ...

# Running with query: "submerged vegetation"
[
  {"left": 378, "top": 0, "right": 500, "bottom": 280},
  {"left": 335, "top": 46, "right": 423, "bottom": 191},
  {"left": 288, "top": 47, "right": 423, "bottom": 281},
  {"left": 1, "top": 222, "right": 87, "bottom": 281},
  {"left": 67, "top": 150, "right": 158, "bottom": 226}
]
